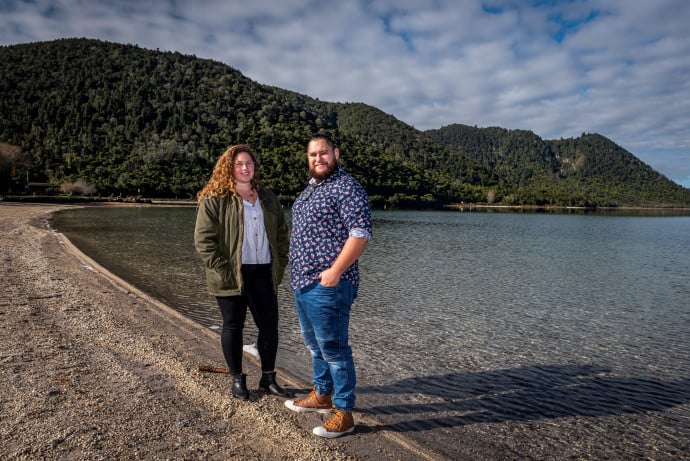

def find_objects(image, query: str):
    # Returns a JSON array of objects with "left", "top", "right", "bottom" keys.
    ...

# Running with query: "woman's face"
[{"left": 233, "top": 151, "right": 255, "bottom": 185}]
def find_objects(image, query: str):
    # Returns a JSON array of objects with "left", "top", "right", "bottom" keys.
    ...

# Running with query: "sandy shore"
[{"left": 0, "top": 202, "right": 437, "bottom": 460}]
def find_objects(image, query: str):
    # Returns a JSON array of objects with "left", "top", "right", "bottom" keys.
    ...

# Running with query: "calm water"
[{"left": 52, "top": 207, "right": 690, "bottom": 460}]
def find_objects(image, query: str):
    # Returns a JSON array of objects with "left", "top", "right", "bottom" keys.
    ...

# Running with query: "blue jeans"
[{"left": 294, "top": 280, "right": 358, "bottom": 411}]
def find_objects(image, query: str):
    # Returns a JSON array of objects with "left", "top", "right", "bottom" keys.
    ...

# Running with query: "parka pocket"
[{"left": 206, "top": 263, "right": 240, "bottom": 293}]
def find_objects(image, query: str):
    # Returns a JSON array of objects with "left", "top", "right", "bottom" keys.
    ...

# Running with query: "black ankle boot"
[
  {"left": 232, "top": 373, "right": 249, "bottom": 400},
  {"left": 258, "top": 371, "right": 291, "bottom": 397}
]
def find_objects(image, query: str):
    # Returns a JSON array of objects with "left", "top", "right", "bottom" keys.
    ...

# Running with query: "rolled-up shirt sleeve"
[{"left": 349, "top": 227, "right": 372, "bottom": 239}]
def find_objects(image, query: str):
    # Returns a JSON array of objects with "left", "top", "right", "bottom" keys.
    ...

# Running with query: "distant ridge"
[{"left": 1, "top": 38, "right": 688, "bottom": 207}]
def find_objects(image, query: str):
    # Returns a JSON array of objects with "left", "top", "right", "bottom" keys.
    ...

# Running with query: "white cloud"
[{"left": 1, "top": 0, "right": 690, "bottom": 186}]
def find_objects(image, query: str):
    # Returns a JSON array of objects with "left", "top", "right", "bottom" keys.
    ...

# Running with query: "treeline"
[
  {"left": 1, "top": 38, "right": 689, "bottom": 207},
  {"left": 428, "top": 124, "right": 690, "bottom": 207}
]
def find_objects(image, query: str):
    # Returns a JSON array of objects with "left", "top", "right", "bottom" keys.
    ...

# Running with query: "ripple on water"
[{"left": 52, "top": 208, "right": 690, "bottom": 460}]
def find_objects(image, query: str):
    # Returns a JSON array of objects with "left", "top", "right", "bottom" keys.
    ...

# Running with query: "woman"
[{"left": 194, "top": 144, "right": 290, "bottom": 399}]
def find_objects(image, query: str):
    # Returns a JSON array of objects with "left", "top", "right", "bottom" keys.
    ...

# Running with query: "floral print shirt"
[{"left": 289, "top": 166, "right": 372, "bottom": 290}]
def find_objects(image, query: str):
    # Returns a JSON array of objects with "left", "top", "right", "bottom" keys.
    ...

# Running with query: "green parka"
[{"left": 194, "top": 189, "right": 289, "bottom": 297}]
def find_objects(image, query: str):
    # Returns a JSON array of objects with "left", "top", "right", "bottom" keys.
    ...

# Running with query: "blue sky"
[{"left": 2, "top": 0, "right": 689, "bottom": 187}]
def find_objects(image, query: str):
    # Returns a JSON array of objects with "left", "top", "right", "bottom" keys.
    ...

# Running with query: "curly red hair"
[{"left": 197, "top": 144, "right": 259, "bottom": 201}]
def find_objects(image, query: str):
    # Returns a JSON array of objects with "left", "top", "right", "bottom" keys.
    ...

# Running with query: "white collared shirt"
[{"left": 242, "top": 198, "right": 272, "bottom": 264}]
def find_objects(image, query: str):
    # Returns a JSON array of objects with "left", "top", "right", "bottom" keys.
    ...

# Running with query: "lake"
[{"left": 51, "top": 206, "right": 690, "bottom": 460}]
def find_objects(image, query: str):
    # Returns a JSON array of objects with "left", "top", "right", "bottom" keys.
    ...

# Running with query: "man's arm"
[{"left": 317, "top": 237, "right": 368, "bottom": 287}]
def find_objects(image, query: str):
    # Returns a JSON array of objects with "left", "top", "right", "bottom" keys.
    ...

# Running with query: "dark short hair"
[{"left": 310, "top": 132, "right": 335, "bottom": 149}]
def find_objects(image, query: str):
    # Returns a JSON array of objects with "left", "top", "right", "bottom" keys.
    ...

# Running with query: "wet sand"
[{"left": 0, "top": 202, "right": 443, "bottom": 460}]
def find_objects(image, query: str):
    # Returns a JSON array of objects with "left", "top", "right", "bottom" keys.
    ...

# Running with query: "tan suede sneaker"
[
  {"left": 313, "top": 409, "right": 355, "bottom": 438},
  {"left": 284, "top": 386, "right": 332, "bottom": 414}
]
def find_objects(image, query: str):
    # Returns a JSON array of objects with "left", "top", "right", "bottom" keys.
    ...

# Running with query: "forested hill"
[
  {"left": 426, "top": 125, "right": 690, "bottom": 207},
  {"left": 1, "top": 38, "right": 688, "bottom": 207}
]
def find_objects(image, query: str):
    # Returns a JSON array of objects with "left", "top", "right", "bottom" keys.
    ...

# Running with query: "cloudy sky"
[{"left": 2, "top": 0, "right": 689, "bottom": 187}]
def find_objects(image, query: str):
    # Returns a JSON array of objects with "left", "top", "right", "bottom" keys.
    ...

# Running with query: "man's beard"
[{"left": 309, "top": 160, "right": 337, "bottom": 181}]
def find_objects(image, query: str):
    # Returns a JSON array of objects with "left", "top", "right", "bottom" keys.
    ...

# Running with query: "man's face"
[{"left": 307, "top": 138, "right": 339, "bottom": 180}]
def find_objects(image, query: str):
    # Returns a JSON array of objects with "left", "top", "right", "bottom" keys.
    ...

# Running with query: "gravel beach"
[{"left": 0, "top": 202, "right": 439, "bottom": 461}]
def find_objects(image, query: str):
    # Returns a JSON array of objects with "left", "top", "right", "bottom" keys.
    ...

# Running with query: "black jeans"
[{"left": 216, "top": 264, "right": 279, "bottom": 375}]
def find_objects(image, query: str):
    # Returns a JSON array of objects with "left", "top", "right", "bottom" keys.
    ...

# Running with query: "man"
[{"left": 285, "top": 133, "right": 372, "bottom": 438}]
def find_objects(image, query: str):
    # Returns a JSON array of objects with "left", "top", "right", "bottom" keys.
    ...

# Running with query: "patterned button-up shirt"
[{"left": 289, "top": 166, "right": 372, "bottom": 290}]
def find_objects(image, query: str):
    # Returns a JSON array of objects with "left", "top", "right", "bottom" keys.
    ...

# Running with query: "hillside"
[
  {"left": 1, "top": 38, "right": 689, "bottom": 207},
  {"left": 426, "top": 124, "right": 690, "bottom": 207}
]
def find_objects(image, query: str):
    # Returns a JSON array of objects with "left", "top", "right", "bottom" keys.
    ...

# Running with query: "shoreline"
[
  {"left": 5, "top": 196, "right": 690, "bottom": 212},
  {"left": 0, "top": 202, "right": 441, "bottom": 460}
]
